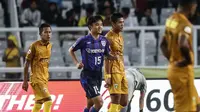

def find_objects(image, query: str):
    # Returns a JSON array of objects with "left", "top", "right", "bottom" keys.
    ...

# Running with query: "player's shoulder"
[
  {"left": 166, "top": 13, "right": 192, "bottom": 32},
  {"left": 76, "top": 35, "right": 88, "bottom": 42},
  {"left": 105, "top": 30, "right": 114, "bottom": 39},
  {"left": 31, "top": 40, "right": 40, "bottom": 47}
]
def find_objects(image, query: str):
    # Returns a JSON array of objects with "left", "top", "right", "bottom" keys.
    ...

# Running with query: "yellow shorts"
[
  {"left": 30, "top": 81, "right": 51, "bottom": 101},
  {"left": 168, "top": 68, "right": 200, "bottom": 112},
  {"left": 107, "top": 73, "right": 128, "bottom": 94}
]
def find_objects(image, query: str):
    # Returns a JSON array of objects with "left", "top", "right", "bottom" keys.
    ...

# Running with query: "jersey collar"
[{"left": 39, "top": 40, "right": 50, "bottom": 46}]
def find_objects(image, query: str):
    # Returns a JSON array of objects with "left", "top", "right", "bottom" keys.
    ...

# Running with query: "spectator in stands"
[
  {"left": 169, "top": 0, "right": 179, "bottom": 10},
  {"left": 134, "top": 0, "right": 148, "bottom": 23},
  {"left": 121, "top": 7, "right": 138, "bottom": 27},
  {"left": 0, "top": 0, "right": 10, "bottom": 27},
  {"left": 20, "top": 0, "right": 41, "bottom": 27},
  {"left": 43, "top": 2, "right": 61, "bottom": 26},
  {"left": 97, "top": 0, "right": 115, "bottom": 15},
  {"left": 78, "top": 7, "right": 94, "bottom": 27},
  {"left": 48, "top": 0, "right": 62, "bottom": 8},
  {"left": 2, "top": 34, "right": 21, "bottom": 79},
  {"left": 121, "top": 7, "right": 140, "bottom": 47},
  {"left": 58, "top": 9, "right": 78, "bottom": 27},
  {"left": 102, "top": 0, "right": 115, "bottom": 26},
  {"left": 140, "top": 8, "right": 159, "bottom": 65}
]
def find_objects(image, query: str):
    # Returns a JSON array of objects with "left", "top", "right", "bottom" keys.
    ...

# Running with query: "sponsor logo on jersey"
[{"left": 86, "top": 48, "right": 105, "bottom": 53}]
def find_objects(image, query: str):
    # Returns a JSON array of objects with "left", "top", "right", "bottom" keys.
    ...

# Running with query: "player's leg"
[
  {"left": 43, "top": 97, "right": 52, "bottom": 112},
  {"left": 121, "top": 73, "right": 135, "bottom": 112},
  {"left": 84, "top": 99, "right": 94, "bottom": 112},
  {"left": 90, "top": 95, "right": 103, "bottom": 112},
  {"left": 119, "top": 75, "right": 128, "bottom": 112},
  {"left": 30, "top": 83, "right": 43, "bottom": 112},
  {"left": 80, "top": 70, "right": 103, "bottom": 112},
  {"left": 167, "top": 69, "right": 189, "bottom": 111},
  {"left": 90, "top": 71, "right": 104, "bottom": 112},
  {"left": 108, "top": 74, "right": 123, "bottom": 112},
  {"left": 32, "top": 100, "right": 43, "bottom": 112},
  {"left": 187, "top": 70, "right": 200, "bottom": 111},
  {"left": 32, "top": 82, "right": 52, "bottom": 112}
]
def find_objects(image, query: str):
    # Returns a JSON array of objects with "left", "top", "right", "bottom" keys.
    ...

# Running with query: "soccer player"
[
  {"left": 160, "top": 0, "right": 200, "bottom": 111},
  {"left": 22, "top": 23, "right": 52, "bottom": 112},
  {"left": 104, "top": 13, "right": 128, "bottom": 112},
  {"left": 68, "top": 15, "right": 116, "bottom": 112},
  {"left": 121, "top": 68, "right": 147, "bottom": 112}
]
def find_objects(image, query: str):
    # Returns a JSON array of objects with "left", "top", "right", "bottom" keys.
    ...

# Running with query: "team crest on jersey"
[
  {"left": 114, "top": 84, "right": 118, "bottom": 89},
  {"left": 101, "top": 41, "right": 106, "bottom": 47}
]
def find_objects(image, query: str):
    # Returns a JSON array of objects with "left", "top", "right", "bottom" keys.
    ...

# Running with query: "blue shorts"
[{"left": 80, "top": 69, "right": 102, "bottom": 99}]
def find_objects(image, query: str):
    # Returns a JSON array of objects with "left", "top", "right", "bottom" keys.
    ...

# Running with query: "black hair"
[
  {"left": 110, "top": 13, "right": 123, "bottom": 23},
  {"left": 121, "top": 7, "right": 130, "bottom": 15},
  {"left": 39, "top": 23, "right": 51, "bottom": 35},
  {"left": 179, "top": 0, "right": 197, "bottom": 6},
  {"left": 87, "top": 15, "right": 103, "bottom": 30},
  {"left": 66, "top": 9, "right": 75, "bottom": 18}
]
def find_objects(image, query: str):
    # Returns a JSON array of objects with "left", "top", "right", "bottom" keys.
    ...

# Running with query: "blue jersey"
[{"left": 72, "top": 34, "right": 110, "bottom": 71}]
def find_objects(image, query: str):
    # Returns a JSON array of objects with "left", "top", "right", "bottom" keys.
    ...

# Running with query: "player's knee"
[
  {"left": 96, "top": 98, "right": 103, "bottom": 109},
  {"left": 120, "top": 101, "right": 128, "bottom": 107},
  {"left": 110, "top": 94, "right": 121, "bottom": 103}
]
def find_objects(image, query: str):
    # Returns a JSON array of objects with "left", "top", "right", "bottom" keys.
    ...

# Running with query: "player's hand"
[
  {"left": 22, "top": 81, "right": 28, "bottom": 92},
  {"left": 104, "top": 78, "right": 111, "bottom": 88},
  {"left": 175, "top": 60, "right": 189, "bottom": 67},
  {"left": 76, "top": 62, "right": 84, "bottom": 69}
]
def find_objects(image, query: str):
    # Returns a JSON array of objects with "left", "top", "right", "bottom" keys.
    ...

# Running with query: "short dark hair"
[
  {"left": 87, "top": 15, "right": 103, "bottom": 29},
  {"left": 39, "top": 23, "right": 51, "bottom": 35},
  {"left": 110, "top": 13, "right": 123, "bottom": 23},
  {"left": 121, "top": 7, "right": 130, "bottom": 15},
  {"left": 179, "top": 0, "right": 197, "bottom": 6}
]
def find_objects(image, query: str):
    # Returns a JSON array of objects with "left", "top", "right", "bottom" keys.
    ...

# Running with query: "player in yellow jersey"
[
  {"left": 104, "top": 13, "right": 128, "bottom": 112},
  {"left": 160, "top": 0, "right": 200, "bottom": 111},
  {"left": 22, "top": 23, "right": 52, "bottom": 112}
]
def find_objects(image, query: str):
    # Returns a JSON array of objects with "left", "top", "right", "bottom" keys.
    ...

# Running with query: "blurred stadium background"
[
  {"left": 0, "top": 0, "right": 199, "bottom": 81},
  {"left": 0, "top": 0, "right": 200, "bottom": 112}
]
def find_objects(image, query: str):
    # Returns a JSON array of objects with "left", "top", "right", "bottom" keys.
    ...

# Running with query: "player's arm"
[
  {"left": 160, "top": 36, "right": 170, "bottom": 60},
  {"left": 68, "top": 37, "right": 84, "bottom": 69},
  {"left": 104, "top": 37, "right": 113, "bottom": 87},
  {"left": 139, "top": 79, "right": 147, "bottom": 112},
  {"left": 176, "top": 31, "right": 192, "bottom": 67},
  {"left": 22, "top": 44, "right": 35, "bottom": 91}
]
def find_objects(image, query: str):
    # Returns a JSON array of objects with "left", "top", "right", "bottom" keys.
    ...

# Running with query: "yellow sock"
[
  {"left": 118, "top": 105, "right": 124, "bottom": 111},
  {"left": 43, "top": 101, "right": 52, "bottom": 112},
  {"left": 32, "top": 103, "right": 42, "bottom": 112},
  {"left": 108, "top": 103, "right": 119, "bottom": 112}
]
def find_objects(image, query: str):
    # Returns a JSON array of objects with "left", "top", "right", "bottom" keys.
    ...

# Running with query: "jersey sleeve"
[
  {"left": 104, "top": 39, "right": 110, "bottom": 55},
  {"left": 141, "top": 78, "right": 147, "bottom": 94},
  {"left": 71, "top": 37, "right": 85, "bottom": 51},
  {"left": 26, "top": 43, "right": 36, "bottom": 60},
  {"left": 179, "top": 25, "right": 192, "bottom": 39},
  {"left": 105, "top": 33, "right": 113, "bottom": 46}
]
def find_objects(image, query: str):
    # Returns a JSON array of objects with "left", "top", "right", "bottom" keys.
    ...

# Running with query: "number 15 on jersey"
[{"left": 95, "top": 56, "right": 101, "bottom": 65}]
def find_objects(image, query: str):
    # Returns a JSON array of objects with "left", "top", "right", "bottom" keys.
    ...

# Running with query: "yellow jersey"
[
  {"left": 4, "top": 47, "right": 20, "bottom": 67},
  {"left": 105, "top": 30, "right": 125, "bottom": 74},
  {"left": 164, "top": 13, "right": 193, "bottom": 69},
  {"left": 26, "top": 40, "right": 52, "bottom": 83}
]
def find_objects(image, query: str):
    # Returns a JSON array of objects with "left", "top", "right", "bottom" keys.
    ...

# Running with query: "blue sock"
[
  {"left": 84, "top": 107, "right": 89, "bottom": 112},
  {"left": 90, "top": 107, "right": 97, "bottom": 112}
]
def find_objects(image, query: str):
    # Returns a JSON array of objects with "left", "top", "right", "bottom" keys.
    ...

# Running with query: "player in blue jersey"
[{"left": 68, "top": 15, "right": 116, "bottom": 112}]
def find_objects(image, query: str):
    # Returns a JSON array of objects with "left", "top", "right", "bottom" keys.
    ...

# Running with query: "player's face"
[
  {"left": 112, "top": 18, "right": 124, "bottom": 32},
  {"left": 40, "top": 27, "right": 52, "bottom": 42},
  {"left": 91, "top": 20, "right": 103, "bottom": 34}
]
